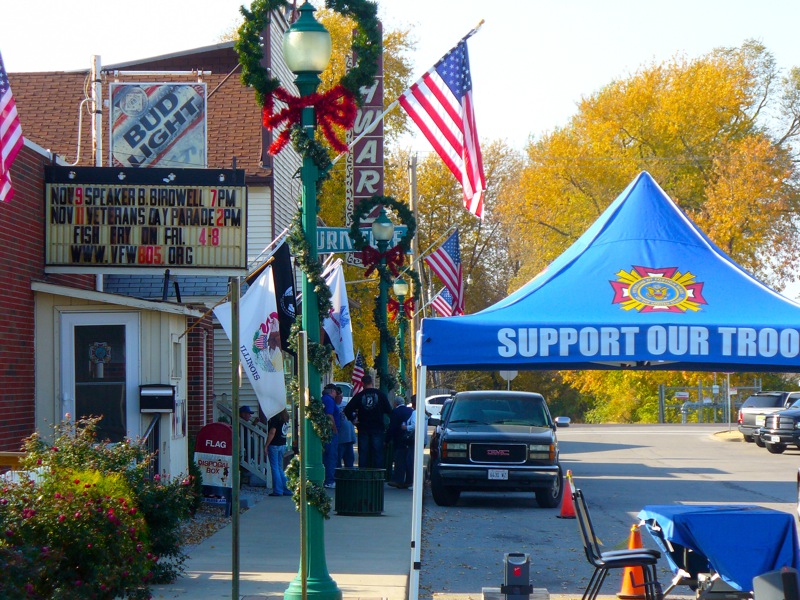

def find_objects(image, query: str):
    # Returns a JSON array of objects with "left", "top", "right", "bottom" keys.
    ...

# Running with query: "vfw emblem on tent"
[{"left": 610, "top": 266, "right": 708, "bottom": 313}]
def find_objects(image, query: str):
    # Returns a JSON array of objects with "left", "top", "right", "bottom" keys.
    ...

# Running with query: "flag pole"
[{"left": 329, "top": 20, "right": 486, "bottom": 169}]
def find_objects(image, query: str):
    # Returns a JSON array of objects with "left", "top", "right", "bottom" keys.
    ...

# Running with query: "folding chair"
[{"left": 571, "top": 483, "right": 662, "bottom": 600}]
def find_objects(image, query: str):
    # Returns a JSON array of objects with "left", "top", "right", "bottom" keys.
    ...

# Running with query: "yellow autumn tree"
[{"left": 497, "top": 40, "right": 800, "bottom": 422}]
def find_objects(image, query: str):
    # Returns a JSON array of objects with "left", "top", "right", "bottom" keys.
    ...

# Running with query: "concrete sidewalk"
[{"left": 150, "top": 484, "right": 414, "bottom": 600}]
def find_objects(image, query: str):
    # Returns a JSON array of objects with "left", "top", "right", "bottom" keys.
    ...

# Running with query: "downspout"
[
  {"left": 203, "top": 327, "right": 209, "bottom": 426},
  {"left": 92, "top": 55, "right": 104, "bottom": 292}
]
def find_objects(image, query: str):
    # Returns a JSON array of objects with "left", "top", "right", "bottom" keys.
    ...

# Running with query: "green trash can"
[{"left": 334, "top": 467, "right": 385, "bottom": 516}]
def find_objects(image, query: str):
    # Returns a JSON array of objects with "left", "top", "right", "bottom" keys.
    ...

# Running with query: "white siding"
[
  {"left": 246, "top": 185, "right": 273, "bottom": 263},
  {"left": 213, "top": 326, "right": 258, "bottom": 416},
  {"left": 270, "top": 9, "right": 303, "bottom": 235}
]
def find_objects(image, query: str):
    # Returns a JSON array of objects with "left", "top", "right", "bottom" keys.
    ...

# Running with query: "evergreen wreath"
[
  {"left": 349, "top": 195, "right": 421, "bottom": 393},
  {"left": 235, "top": 0, "right": 381, "bottom": 175}
]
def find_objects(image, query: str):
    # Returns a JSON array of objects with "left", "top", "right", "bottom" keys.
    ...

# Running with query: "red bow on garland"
[
  {"left": 263, "top": 84, "right": 357, "bottom": 155},
  {"left": 361, "top": 245, "right": 405, "bottom": 278},
  {"left": 388, "top": 297, "right": 415, "bottom": 321}
]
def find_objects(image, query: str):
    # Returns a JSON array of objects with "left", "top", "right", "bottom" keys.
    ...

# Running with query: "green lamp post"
[
  {"left": 372, "top": 207, "right": 395, "bottom": 395},
  {"left": 392, "top": 276, "right": 409, "bottom": 397},
  {"left": 281, "top": 3, "right": 341, "bottom": 599}
]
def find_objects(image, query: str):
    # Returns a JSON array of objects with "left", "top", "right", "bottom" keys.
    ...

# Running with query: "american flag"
[
  {"left": 0, "top": 51, "right": 23, "bottom": 203},
  {"left": 398, "top": 40, "right": 485, "bottom": 219},
  {"left": 431, "top": 287, "right": 454, "bottom": 317},
  {"left": 424, "top": 230, "right": 464, "bottom": 315},
  {"left": 351, "top": 350, "right": 366, "bottom": 396}
]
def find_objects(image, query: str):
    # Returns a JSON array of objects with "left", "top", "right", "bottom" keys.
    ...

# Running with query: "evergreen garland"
[
  {"left": 287, "top": 455, "right": 332, "bottom": 519},
  {"left": 349, "top": 195, "right": 421, "bottom": 393},
  {"left": 235, "top": 0, "right": 381, "bottom": 515}
]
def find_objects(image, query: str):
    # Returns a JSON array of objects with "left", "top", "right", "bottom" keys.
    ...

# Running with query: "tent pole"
[
  {"left": 409, "top": 364, "right": 427, "bottom": 600},
  {"left": 408, "top": 154, "right": 420, "bottom": 395}
]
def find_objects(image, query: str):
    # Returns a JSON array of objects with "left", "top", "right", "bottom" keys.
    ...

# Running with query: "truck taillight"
[{"left": 738, "top": 410, "right": 743, "bottom": 424}]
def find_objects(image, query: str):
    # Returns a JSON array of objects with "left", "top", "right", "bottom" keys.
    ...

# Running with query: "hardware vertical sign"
[{"left": 345, "top": 25, "right": 384, "bottom": 267}]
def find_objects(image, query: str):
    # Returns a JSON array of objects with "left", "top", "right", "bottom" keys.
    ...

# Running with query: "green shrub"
[
  {"left": 0, "top": 470, "right": 154, "bottom": 599},
  {"left": 6, "top": 416, "right": 199, "bottom": 588}
]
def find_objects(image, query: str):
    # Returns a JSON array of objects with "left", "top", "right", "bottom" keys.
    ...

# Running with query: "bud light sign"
[{"left": 110, "top": 83, "right": 207, "bottom": 168}]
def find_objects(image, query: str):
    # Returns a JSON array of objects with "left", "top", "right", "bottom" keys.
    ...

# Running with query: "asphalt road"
[{"left": 418, "top": 423, "right": 799, "bottom": 598}]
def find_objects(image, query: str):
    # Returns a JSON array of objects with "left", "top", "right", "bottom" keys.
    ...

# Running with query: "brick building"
[{"left": 2, "top": 9, "right": 300, "bottom": 477}]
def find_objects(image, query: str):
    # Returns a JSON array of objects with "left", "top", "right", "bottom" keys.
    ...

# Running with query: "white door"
[{"left": 61, "top": 312, "right": 140, "bottom": 441}]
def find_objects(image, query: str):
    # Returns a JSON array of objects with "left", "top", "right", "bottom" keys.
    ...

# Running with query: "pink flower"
[
  {"left": 58, "top": 515, "right": 65, "bottom": 522},
  {"left": 153, "top": 474, "right": 161, "bottom": 482}
]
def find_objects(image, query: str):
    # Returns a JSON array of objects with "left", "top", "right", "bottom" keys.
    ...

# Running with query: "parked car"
[
  {"left": 427, "top": 390, "right": 567, "bottom": 508},
  {"left": 425, "top": 393, "right": 453, "bottom": 424},
  {"left": 737, "top": 391, "right": 800, "bottom": 444},
  {"left": 332, "top": 381, "right": 354, "bottom": 407},
  {"left": 757, "top": 399, "right": 800, "bottom": 454}
]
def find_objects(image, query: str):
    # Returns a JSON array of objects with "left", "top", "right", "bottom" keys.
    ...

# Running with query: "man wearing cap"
[{"left": 240, "top": 405, "right": 254, "bottom": 422}]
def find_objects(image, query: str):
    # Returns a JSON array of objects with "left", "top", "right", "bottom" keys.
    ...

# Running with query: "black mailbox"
[{"left": 139, "top": 384, "right": 175, "bottom": 413}]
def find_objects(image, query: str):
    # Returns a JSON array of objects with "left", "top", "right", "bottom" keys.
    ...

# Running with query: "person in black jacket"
[
  {"left": 387, "top": 397, "right": 414, "bottom": 488},
  {"left": 343, "top": 375, "right": 392, "bottom": 469}
]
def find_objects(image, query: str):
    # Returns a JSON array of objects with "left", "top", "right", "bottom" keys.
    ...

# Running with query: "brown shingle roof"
[{"left": 9, "top": 44, "right": 271, "bottom": 182}]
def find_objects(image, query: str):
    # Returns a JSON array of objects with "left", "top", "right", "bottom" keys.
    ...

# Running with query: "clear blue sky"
[{"left": 5, "top": 0, "right": 800, "bottom": 153}]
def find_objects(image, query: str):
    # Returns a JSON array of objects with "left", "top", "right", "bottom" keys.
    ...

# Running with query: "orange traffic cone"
[
  {"left": 617, "top": 525, "right": 646, "bottom": 599},
  {"left": 556, "top": 471, "right": 575, "bottom": 519}
]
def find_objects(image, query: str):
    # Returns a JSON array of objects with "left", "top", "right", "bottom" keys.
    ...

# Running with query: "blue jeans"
[
  {"left": 338, "top": 442, "right": 355, "bottom": 468},
  {"left": 268, "top": 444, "right": 289, "bottom": 495},
  {"left": 392, "top": 444, "right": 414, "bottom": 486},
  {"left": 323, "top": 432, "right": 339, "bottom": 485},
  {"left": 357, "top": 430, "right": 385, "bottom": 469}
]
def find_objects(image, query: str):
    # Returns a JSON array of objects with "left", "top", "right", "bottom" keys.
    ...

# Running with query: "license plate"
[
  {"left": 488, "top": 469, "right": 508, "bottom": 480},
  {"left": 770, "top": 435, "right": 781, "bottom": 443},
  {"left": 755, "top": 416, "right": 766, "bottom": 426}
]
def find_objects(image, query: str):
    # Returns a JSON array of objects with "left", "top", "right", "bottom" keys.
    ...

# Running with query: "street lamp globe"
[
  {"left": 372, "top": 207, "right": 395, "bottom": 242},
  {"left": 282, "top": 1, "right": 332, "bottom": 74},
  {"left": 393, "top": 277, "right": 409, "bottom": 297}
]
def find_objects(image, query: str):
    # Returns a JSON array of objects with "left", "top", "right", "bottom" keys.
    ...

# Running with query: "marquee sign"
[{"left": 44, "top": 166, "right": 247, "bottom": 275}]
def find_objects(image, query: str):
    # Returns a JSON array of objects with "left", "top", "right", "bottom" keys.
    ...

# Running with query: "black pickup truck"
[
  {"left": 757, "top": 398, "right": 800, "bottom": 453},
  {"left": 428, "top": 390, "right": 567, "bottom": 508}
]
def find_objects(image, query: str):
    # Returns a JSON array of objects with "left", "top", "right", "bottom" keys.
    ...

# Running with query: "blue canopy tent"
[
  {"left": 408, "top": 172, "right": 800, "bottom": 598},
  {"left": 418, "top": 171, "right": 800, "bottom": 373}
]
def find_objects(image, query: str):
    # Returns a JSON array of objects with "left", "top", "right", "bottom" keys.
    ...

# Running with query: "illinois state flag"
[
  {"left": 214, "top": 266, "right": 286, "bottom": 420},
  {"left": 322, "top": 260, "right": 355, "bottom": 367}
]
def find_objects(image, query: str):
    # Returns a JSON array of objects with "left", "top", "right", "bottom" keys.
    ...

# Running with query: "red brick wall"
[
  {"left": 0, "top": 145, "right": 94, "bottom": 451},
  {"left": 186, "top": 313, "right": 214, "bottom": 441}
]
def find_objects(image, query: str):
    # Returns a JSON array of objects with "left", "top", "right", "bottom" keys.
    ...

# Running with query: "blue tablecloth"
[{"left": 638, "top": 504, "right": 800, "bottom": 591}]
